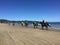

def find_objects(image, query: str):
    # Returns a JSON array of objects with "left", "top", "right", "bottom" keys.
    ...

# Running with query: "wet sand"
[{"left": 0, "top": 23, "right": 60, "bottom": 45}]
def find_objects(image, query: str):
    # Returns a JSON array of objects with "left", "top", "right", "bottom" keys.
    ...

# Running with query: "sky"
[{"left": 0, "top": 0, "right": 60, "bottom": 22}]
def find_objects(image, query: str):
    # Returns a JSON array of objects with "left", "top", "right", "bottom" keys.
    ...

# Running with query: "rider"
[{"left": 42, "top": 20, "right": 45, "bottom": 25}]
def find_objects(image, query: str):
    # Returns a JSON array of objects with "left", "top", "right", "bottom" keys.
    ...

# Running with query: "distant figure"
[
  {"left": 33, "top": 22, "right": 38, "bottom": 28},
  {"left": 40, "top": 20, "right": 49, "bottom": 30}
]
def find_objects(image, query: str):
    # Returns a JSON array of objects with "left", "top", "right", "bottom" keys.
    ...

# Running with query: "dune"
[{"left": 0, "top": 23, "right": 60, "bottom": 45}]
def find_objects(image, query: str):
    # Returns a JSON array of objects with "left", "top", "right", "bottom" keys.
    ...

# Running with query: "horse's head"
[{"left": 40, "top": 22, "right": 42, "bottom": 24}]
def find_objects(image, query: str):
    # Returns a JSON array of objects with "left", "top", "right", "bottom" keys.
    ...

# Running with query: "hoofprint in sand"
[{"left": 0, "top": 23, "right": 60, "bottom": 45}]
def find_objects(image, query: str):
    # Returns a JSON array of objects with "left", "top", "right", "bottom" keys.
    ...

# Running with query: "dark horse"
[
  {"left": 24, "top": 21, "right": 28, "bottom": 27},
  {"left": 33, "top": 22, "right": 38, "bottom": 28},
  {"left": 40, "top": 22, "right": 49, "bottom": 30}
]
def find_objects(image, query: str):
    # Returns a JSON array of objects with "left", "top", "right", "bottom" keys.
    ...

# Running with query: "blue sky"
[{"left": 0, "top": 0, "right": 60, "bottom": 22}]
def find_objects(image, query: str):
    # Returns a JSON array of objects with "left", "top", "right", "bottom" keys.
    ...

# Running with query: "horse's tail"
[{"left": 48, "top": 24, "right": 52, "bottom": 27}]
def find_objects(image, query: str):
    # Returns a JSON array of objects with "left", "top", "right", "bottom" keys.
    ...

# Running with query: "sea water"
[{"left": 49, "top": 22, "right": 60, "bottom": 30}]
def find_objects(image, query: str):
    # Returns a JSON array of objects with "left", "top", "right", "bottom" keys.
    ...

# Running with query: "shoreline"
[{"left": 0, "top": 23, "right": 60, "bottom": 31}]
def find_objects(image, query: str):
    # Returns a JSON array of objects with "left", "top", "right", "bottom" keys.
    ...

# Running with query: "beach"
[{"left": 0, "top": 23, "right": 60, "bottom": 45}]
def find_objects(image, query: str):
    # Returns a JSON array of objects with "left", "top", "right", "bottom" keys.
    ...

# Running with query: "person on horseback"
[
  {"left": 40, "top": 20, "right": 49, "bottom": 30},
  {"left": 41, "top": 20, "right": 45, "bottom": 29}
]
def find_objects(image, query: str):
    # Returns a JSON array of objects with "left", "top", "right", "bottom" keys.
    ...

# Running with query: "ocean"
[{"left": 49, "top": 22, "right": 60, "bottom": 30}]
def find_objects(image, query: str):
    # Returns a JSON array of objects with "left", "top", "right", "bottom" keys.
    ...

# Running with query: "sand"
[{"left": 0, "top": 23, "right": 60, "bottom": 45}]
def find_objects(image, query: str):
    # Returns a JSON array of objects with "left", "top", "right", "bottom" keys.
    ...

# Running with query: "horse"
[
  {"left": 40, "top": 22, "right": 49, "bottom": 30},
  {"left": 24, "top": 21, "right": 28, "bottom": 27},
  {"left": 21, "top": 22, "right": 24, "bottom": 26},
  {"left": 33, "top": 22, "right": 38, "bottom": 28}
]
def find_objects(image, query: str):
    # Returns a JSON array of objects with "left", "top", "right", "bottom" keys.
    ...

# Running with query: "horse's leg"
[
  {"left": 35, "top": 25, "right": 37, "bottom": 28},
  {"left": 26, "top": 24, "right": 28, "bottom": 27},
  {"left": 34, "top": 25, "right": 35, "bottom": 28},
  {"left": 46, "top": 26, "right": 48, "bottom": 30},
  {"left": 36, "top": 26, "right": 38, "bottom": 28},
  {"left": 42, "top": 25, "right": 43, "bottom": 29},
  {"left": 34, "top": 25, "right": 36, "bottom": 28},
  {"left": 26, "top": 24, "right": 27, "bottom": 27}
]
